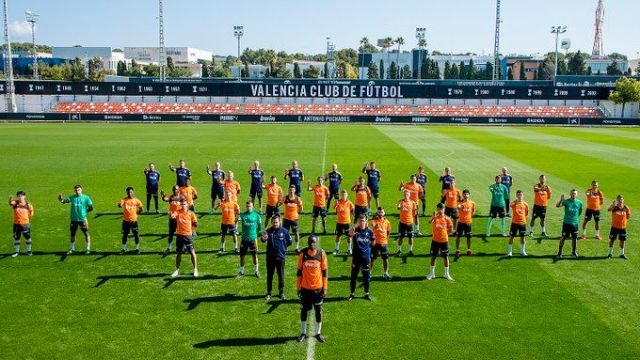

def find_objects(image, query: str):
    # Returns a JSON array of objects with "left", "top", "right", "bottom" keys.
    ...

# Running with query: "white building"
[
  {"left": 52, "top": 46, "right": 125, "bottom": 72},
  {"left": 124, "top": 47, "right": 212, "bottom": 64}
]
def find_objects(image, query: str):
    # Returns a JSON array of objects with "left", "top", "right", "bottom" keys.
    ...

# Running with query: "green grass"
[{"left": 0, "top": 123, "right": 638, "bottom": 360}]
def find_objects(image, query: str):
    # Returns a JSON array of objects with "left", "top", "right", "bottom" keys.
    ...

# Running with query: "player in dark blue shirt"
[
  {"left": 248, "top": 161, "right": 266, "bottom": 214},
  {"left": 500, "top": 167, "right": 514, "bottom": 217},
  {"left": 284, "top": 160, "right": 304, "bottom": 196},
  {"left": 348, "top": 215, "right": 374, "bottom": 301},
  {"left": 143, "top": 163, "right": 161, "bottom": 213},
  {"left": 169, "top": 160, "right": 191, "bottom": 187},
  {"left": 415, "top": 166, "right": 428, "bottom": 216},
  {"left": 206, "top": 162, "right": 226, "bottom": 214},
  {"left": 261, "top": 215, "right": 292, "bottom": 300},
  {"left": 439, "top": 167, "right": 455, "bottom": 190},
  {"left": 362, "top": 161, "right": 382, "bottom": 209},
  {"left": 324, "top": 164, "right": 343, "bottom": 211}
]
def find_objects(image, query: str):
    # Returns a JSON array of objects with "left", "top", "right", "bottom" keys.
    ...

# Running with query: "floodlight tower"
[
  {"left": 492, "top": 0, "right": 502, "bottom": 81},
  {"left": 551, "top": 26, "right": 567, "bottom": 86},
  {"left": 326, "top": 37, "right": 336, "bottom": 79},
  {"left": 158, "top": 0, "right": 166, "bottom": 80},
  {"left": 25, "top": 10, "right": 39, "bottom": 80},
  {"left": 3, "top": 0, "right": 16, "bottom": 112},
  {"left": 592, "top": 0, "right": 604, "bottom": 56},
  {"left": 416, "top": 27, "right": 426, "bottom": 83},
  {"left": 234, "top": 25, "right": 244, "bottom": 80}
]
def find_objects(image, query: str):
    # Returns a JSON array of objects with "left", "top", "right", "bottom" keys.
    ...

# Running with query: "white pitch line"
[{"left": 321, "top": 126, "right": 328, "bottom": 170}]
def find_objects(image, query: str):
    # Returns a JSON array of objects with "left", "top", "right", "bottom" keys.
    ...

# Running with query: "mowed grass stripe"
[
  {"left": 557, "top": 127, "right": 640, "bottom": 151},
  {"left": 474, "top": 126, "right": 640, "bottom": 170},
  {"left": 431, "top": 126, "right": 640, "bottom": 348}
]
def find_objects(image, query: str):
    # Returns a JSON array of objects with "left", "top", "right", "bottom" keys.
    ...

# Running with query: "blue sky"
[{"left": 7, "top": 0, "right": 640, "bottom": 58}]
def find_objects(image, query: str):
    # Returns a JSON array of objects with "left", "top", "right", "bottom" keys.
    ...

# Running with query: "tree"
[
  {"left": 567, "top": 51, "right": 587, "bottom": 75},
  {"left": 367, "top": 62, "right": 379, "bottom": 79},
  {"left": 116, "top": 61, "right": 127, "bottom": 76},
  {"left": 379, "top": 59, "right": 385, "bottom": 80},
  {"left": 201, "top": 61, "right": 210, "bottom": 78},
  {"left": 143, "top": 64, "right": 160, "bottom": 77},
  {"left": 68, "top": 57, "right": 86, "bottom": 81},
  {"left": 394, "top": 37, "right": 404, "bottom": 79},
  {"left": 402, "top": 64, "right": 412, "bottom": 79},
  {"left": 519, "top": 62, "right": 526, "bottom": 80},
  {"left": 127, "top": 59, "right": 143, "bottom": 77},
  {"left": 450, "top": 63, "right": 460, "bottom": 79},
  {"left": 293, "top": 62, "right": 302, "bottom": 78},
  {"left": 324, "top": 62, "right": 330, "bottom": 78},
  {"left": 607, "top": 60, "right": 623, "bottom": 76},
  {"left": 586, "top": 66, "right": 592, "bottom": 76},
  {"left": 243, "top": 62, "right": 250, "bottom": 78},
  {"left": 359, "top": 37, "right": 378, "bottom": 53},
  {"left": 468, "top": 59, "right": 478, "bottom": 80},
  {"left": 484, "top": 62, "right": 494, "bottom": 80},
  {"left": 420, "top": 58, "right": 429, "bottom": 79},
  {"left": 443, "top": 61, "right": 452, "bottom": 79},
  {"left": 609, "top": 77, "right": 640, "bottom": 119},
  {"left": 265, "top": 49, "right": 277, "bottom": 75},
  {"left": 459, "top": 61, "right": 467, "bottom": 80},
  {"left": 383, "top": 37, "right": 394, "bottom": 66},
  {"left": 303, "top": 65, "right": 321, "bottom": 78},
  {"left": 166, "top": 56, "right": 176, "bottom": 74},
  {"left": 507, "top": 67, "right": 514, "bottom": 80},
  {"left": 388, "top": 61, "right": 398, "bottom": 79}
]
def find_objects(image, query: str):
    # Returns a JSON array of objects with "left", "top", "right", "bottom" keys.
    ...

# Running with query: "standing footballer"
[
  {"left": 284, "top": 161, "right": 304, "bottom": 197},
  {"left": 170, "top": 199, "right": 199, "bottom": 278},
  {"left": 297, "top": 235, "right": 328, "bottom": 343},
  {"left": 262, "top": 216, "right": 292, "bottom": 300},
  {"left": 324, "top": 164, "right": 343, "bottom": 212},
  {"left": 248, "top": 161, "right": 266, "bottom": 214},
  {"left": 307, "top": 177, "right": 330, "bottom": 234},
  {"left": 500, "top": 167, "right": 514, "bottom": 217},
  {"left": 9, "top": 191, "right": 34, "bottom": 257},
  {"left": 428, "top": 203, "right": 454, "bottom": 281},
  {"left": 160, "top": 186, "right": 182, "bottom": 254},
  {"left": 58, "top": 185, "right": 93, "bottom": 255},
  {"left": 117, "top": 187, "right": 143, "bottom": 254},
  {"left": 607, "top": 195, "right": 630, "bottom": 259},
  {"left": 556, "top": 189, "right": 584, "bottom": 259},
  {"left": 169, "top": 160, "right": 191, "bottom": 187},
  {"left": 454, "top": 189, "right": 476, "bottom": 258},
  {"left": 237, "top": 201, "right": 262, "bottom": 278},
  {"left": 206, "top": 162, "right": 225, "bottom": 214},
  {"left": 582, "top": 180, "right": 605, "bottom": 240},
  {"left": 371, "top": 207, "right": 392, "bottom": 280},
  {"left": 143, "top": 163, "right": 160, "bottom": 214},
  {"left": 487, "top": 176, "right": 509, "bottom": 237},
  {"left": 362, "top": 161, "right": 381, "bottom": 209},
  {"left": 348, "top": 215, "right": 374, "bottom": 301},
  {"left": 415, "top": 166, "right": 428, "bottom": 216},
  {"left": 529, "top": 175, "right": 552, "bottom": 237},
  {"left": 507, "top": 190, "right": 529, "bottom": 257}
]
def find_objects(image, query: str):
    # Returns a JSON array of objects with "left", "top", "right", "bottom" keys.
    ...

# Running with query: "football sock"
[
  {"left": 486, "top": 219, "right": 493, "bottom": 234},
  {"left": 499, "top": 219, "right": 505, "bottom": 233},
  {"left": 254, "top": 264, "right": 259, "bottom": 272},
  {"left": 507, "top": 244, "right": 512, "bottom": 253},
  {"left": 608, "top": 247, "right": 614, "bottom": 255},
  {"left": 315, "top": 322, "right": 322, "bottom": 335},
  {"left": 14, "top": 244, "right": 19, "bottom": 253},
  {"left": 444, "top": 266, "right": 450, "bottom": 276},
  {"left": 239, "top": 266, "right": 245, "bottom": 274},
  {"left": 26, "top": 241, "right": 32, "bottom": 252},
  {"left": 521, "top": 243, "right": 526, "bottom": 253},
  {"left": 408, "top": 244, "right": 413, "bottom": 252},
  {"left": 620, "top": 248, "right": 625, "bottom": 256},
  {"left": 595, "top": 230, "right": 600, "bottom": 236},
  {"left": 582, "top": 229, "right": 587, "bottom": 235},
  {"left": 429, "top": 265, "right": 435, "bottom": 275},
  {"left": 301, "top": 321, "right": 307, "bottom": 335}
]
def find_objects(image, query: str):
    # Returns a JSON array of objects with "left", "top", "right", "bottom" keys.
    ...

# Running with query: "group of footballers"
[{"left": 8, "top": 160, "right": 632, "bottom": 344}]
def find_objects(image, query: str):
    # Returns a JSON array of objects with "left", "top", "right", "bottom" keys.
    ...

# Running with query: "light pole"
[
  {"left": 158, "top": 0, "right": 166, "bottom": 80},
  {"left": 234, "top": 25, "right": 243, "bottom": 80},
  {"left": 3, "top": 0, "right": 16, "bottom": 112},
  {"left": 25, "top": 11, "right": 39, "bottom": 80},
  {"left": 326, "top": 37, "right": 336, "bottom": 79},
  {"left": 551, "top": 26, "right": 567, "bottom": 86},
  {"left": 415, "top": 27, "right": 426, "bottom": 83}
]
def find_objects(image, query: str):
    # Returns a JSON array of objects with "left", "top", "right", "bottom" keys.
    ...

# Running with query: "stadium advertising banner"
[
  {"left": 1, "top": 112, "right": 637, "bottom": 126},
  {"left": 6, "top": 80, "right": 614, "bottom": 100}
]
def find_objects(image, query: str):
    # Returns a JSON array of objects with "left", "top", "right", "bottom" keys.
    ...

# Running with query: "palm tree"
[
  {"left": 265, "top": 49, "right": 277, "bottom": 76},
  {"left": 417, "top": 39, "right": 428, "bottom": 81},
  {"left": 384, "top": 37, "right": 394, "bottom": 78},
  {"left": 395, "top": 37, "right": 405, "bottom": 79},
  {"left": 360, "top": 37, "right": 369, "bottom": 52}
]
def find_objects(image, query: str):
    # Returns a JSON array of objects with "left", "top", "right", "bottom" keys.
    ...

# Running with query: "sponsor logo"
[
  {"left": 220, "top": 115, "right": 238, "bottom": 121},
  {"left": 488, "top": 118, "right": 508, "bottom": 123},
  {"left": 602, "top": 119, "right": 622, "bottom": 124},
  {"left": 142, "top": 115, "right": 163, "bottom": 121},
  {"left": 526, "top": 118, "right": 545, "bottom": 123},
  {"left": 375, "top": 117, "right": 391, "bottom": 123},
  {"left": 450, "top": 117, "right": 469, "bottom": 123},
  {"left": 181, "top": 115, "right": 201, "bottom": 121},
  {"left": 25, "top": 114, "right": 45, "bottom": 119},
  {"left": 104, "top": 115, "right": 123, "bottom": 120},
  {"left": 412, "top": 117, "right": 430, "bottom": 123},
  {"left": 259, "top": 116, "right": 276, "bottom": 122}
]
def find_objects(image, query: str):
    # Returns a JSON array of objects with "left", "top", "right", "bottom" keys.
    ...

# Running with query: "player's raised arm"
[
  {"left": 169, "top": 163, "right": 176, "bottom": 172},
  {"left": 361, "top": 162, "right": 368, "bottom": 173},
  {"left": 307, "top": 180, "right": 313, "bottom": 191},
  {"left": 556, "top": 194, "right": 565, "bottom": 208}
]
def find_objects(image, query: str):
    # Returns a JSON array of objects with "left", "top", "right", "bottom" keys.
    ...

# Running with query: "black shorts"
[
  {"left": 169, "top": 218, "right": 177, "bottom": 234},
  {"left": 445, "top": 207, "right": 459, "bottom": 219},
  {"left": 562, "top": 223, "right": 579, "bottom": 239},
  {"left": 221, "top": 223, "right": 237, "bottom": 235},
  {"left": 312, "top": 206, "right": 327, "bottom": 218},
  {"left": 300, "top": 288, "right": 324, "bottom": 310},
  {"left": 329, "top": 189, "right": 339, "bottom": 200},
  {"left": 283, "top": 219, "right": 299, "bottom": 234},
  {"left": 12, "top": 224, "right": 31, "bottom": 240},
  {"left": 146, "top": 187, "right": 158, "bottom": 195},
  {"left": 398, "top": 222, "right": 414, "bottom": 238},
  {"left": 354, "top": 205, "right": 368, "bottom": 219},
  {"left": 456, "top": 222, "right": 472, "bottom": 237},
  {"left": 250, "top": 186, "right": 263, "bottom": 199},
  {"left": 430, "top": 241, "right": 449, "bottom": 257},
  {"left": 70, "top": 220, "right": 89, "bottom": 236},
  {"left": 532, "top": 205, "right": 547, "bottom": 220},
  {"left": 266, "top": 205, "right": 280, "bottom": 219},
  {"left": 176, "top": 234, "right": 194, "bottom": 253},
  {"left": 585, "top": 209, "right": 601, "bottom": 222},
  {"left": 609, "top": 227, "right": 627, "bottom": 241},
  {"left": 510, "top": 223, "right": 527, "bottom": 237},
  {"left": 490, "top": 206, "right": 506, "bottom": 219},
  {"left": 372, "top": 244, "right": 389, "bottom": 260},
  {"left": 121, "top": 221, "right": 139, "bottom": 234},
  {"left": 336, "top": 223, "right": 350, "bottom": 236},
  {"left": 368, "top": 186, "right": 379, "bottom": 198},
  {"left": 240, "top": 241, "right": 257, "bottom": 256},
  {"left": 211, "top": 187, "right": 224, "bottom": 200}
]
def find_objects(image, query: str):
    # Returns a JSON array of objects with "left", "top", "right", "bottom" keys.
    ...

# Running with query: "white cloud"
[{"left": 9, "top": 20, "right": 33, "bottom": 39}]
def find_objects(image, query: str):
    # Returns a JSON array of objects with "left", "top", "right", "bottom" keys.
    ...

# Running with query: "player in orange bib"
[
  {"left": 117, "top": 187, "right": 143, "bottom": 254},
  {"left": 160, "top": 185, "right": 182, "bottom": 254},
  {"left": 441, "top": 179, "right": 462, "bottom": 236},
  {"left": 607, "top": 195, "right": 631, "bottom": 259},
  {"left": 178, "top": 179, "right": 198, "bottom": 212},
  {"left": 396, "top": 190, "right": 418, "bottom": 257},
  {"left": 296, "top": 235, "right": 328, "bottom": 343},
  {"left": 216, "top": 190, "right": 240, "bottom": 253},
  {"left": 333, "top": 190, "right": 355, "bottom": 255},
  {"left": 9, "top": 191, "right": 34, "bottom": 257},
  {"left": 529, "top": 174, "right": 552, "bottom": 237},
  {"left": 371, "top": 207, "right": 392, "bottom": 280},
  {"left": 399, "top": 174, "right": 424, "bottom": 235},
  {"left": 582, "top": 180, "right": 605, "bottom": 240},
  {"left": 507, "top": 190, "right": 530, "bottom": 257},
  {"left": 170, "top": 199, "right": 199, "bottom": 278},
  {"left": 307, "top": 177, "right": 330, "bottom": 234},
  {"left": 454, "top": 189, "right": 476, "bottom": 258},
  {"left": 264, "top": 176, "right": 283, "bottom": 224},
  {"left": 280, "top": 185, "right": 303, "bottom": 253},
  {"left": 223, "top": 171, "right": 241, "bottom": 203},
  {"left": 427, "top": 203, "right": 454, "bottom": 281},
  {"left": 351, "top": 177, "right": 371, "bottom": 222}
]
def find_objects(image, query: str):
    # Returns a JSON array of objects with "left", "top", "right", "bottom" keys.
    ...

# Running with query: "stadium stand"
[{"left": 53, "top": 102, "right": 605, "bottom": 118}]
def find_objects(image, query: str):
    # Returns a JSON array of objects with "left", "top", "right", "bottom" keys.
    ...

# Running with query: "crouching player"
[
  {"left": 9, "top": 191, "right": 34, "bottom": 257},
  {"left": 608, "top": 195, "right": 631, "bottom": 259},
  {"left": 428, "top": 203, "right": 453, "bottom": 281},
  {"left": 297, "top": 235, "right": 328, "bottom": 343}
]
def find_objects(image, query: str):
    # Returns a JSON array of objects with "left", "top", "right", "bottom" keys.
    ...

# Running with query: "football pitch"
[{"left": 1, "top": 123, "right": 639, "bottom": 360}]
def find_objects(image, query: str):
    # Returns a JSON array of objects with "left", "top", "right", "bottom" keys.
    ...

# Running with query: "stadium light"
[
  {"left": 158, "top": 0, "right": 166, "bottom": 80},
  {"left": 551, "top": 26, "right": 567, "bottom": 86},
  {"left": 326, "top": 37, "right": 336, "bottom": 80},
  {"left": 3, "top": 0, "right": 17, "bottom": 112},
  {"left": 416, "top": 27, "right": 426, "bottom": 84},
  {"left": 234, "top": 25, "right": 244, "bottom": 80},
  {"left": 25, "top": 10, "right": 39, "bottom": 80}
]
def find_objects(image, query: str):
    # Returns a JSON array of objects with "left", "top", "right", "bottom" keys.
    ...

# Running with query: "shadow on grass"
[
  {"left": 184, "top": 293, "right": 265, "bottom": 310},
  {"left": 193, "top": 336, "right": 296, "bottom": 348},
  {"left": 164, "top": 274, "right": 236, "bottom": 289},
  {"left": 93, "top": 212, "right": 122, "bottom": 219},
  {"left": 139, "top": 233, "right": 169, "bottom": 242},
  {"left": 94, "top": 272, "right": 166, "bottom": 287}
]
